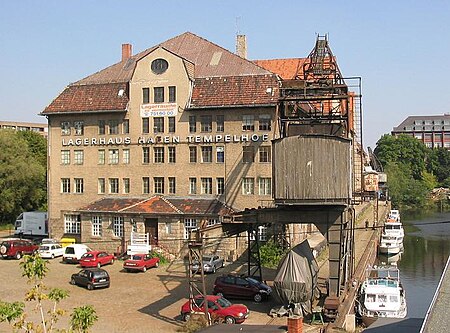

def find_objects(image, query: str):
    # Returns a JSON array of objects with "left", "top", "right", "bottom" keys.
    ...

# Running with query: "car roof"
[{"left": 82, "top": 267, "right": 107, "bottom": 272}]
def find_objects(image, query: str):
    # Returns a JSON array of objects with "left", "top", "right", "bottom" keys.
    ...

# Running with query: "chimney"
[
  {"left": 236, "top": 34, "right": 247, "bottom": 59},
  {"left": 122, "top": 43, "right": 132, "bottom": 62}
]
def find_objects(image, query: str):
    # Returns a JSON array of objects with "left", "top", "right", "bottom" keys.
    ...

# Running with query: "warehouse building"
[{"left": 42, "top": 32, "right": 325, "bottom": 258}]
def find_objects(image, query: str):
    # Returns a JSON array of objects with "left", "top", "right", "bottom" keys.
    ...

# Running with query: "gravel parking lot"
[{"left": 0, "top": 254, "right": 283, "bottom": 333}]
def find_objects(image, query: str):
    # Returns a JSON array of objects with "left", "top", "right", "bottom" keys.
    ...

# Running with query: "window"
[
  {"left": 61, "top": 178, "right": 70, "bottom": 193},
  {"left": 142, "top": 87, "right": 150, "bottom": 104},
  {"left": 168, "top": 146, "right": 176, "bottom": 163},
  {"left": 98, "top": 178, "right": 105, "bottom": 194},
  {"left": 74, "top": 178, "right": 84, "bottom": 193},
  {"left": 143, "top": 177, "right": 150, "bottom": 194},
  {"left": 123, "top": 149, "right": 130, "bottom": 164},
  {"left": 154, "top": 147, "right": 165, "bottom": 163},
  {"left": 74, "top": 121, "right": 84, "bottom": 135},
  {"left": 154, "top": 177, "right": 164, "bottom": 194},
  {"left": 249, "top": 225, "right": 267, "bottom": 241},
  {"left": 74, "top": 150, "right": 84, "bottom": 165},
  {"left": 189, "top": 116, "right": 196, "bottom": 133},
  {"left": 61, "top": 121, "right": 70, "bottom": 135},
  {"left": 123, "top": 178, "right": 130, "bottom": 194},
  {"left": 142, "top": 118, "right": 150, "bottom": 134},
  {"left": 92, "top": 216, "right": 102, "bottom": 237},
  {"left": 64, "top": 214, "right": 81, "bottom": 234},
  {"left": 217, "top": 177, "right": 225, "bottom": 195},
  {"left": 61, "top": 150, "right": 70, "bottom": 165},
  {"left": 184, "top": 218, "right": 198, "bottom": 239},
  {"left": 168, "top": 177, "right": 176, "bottom": 194},
  {"left": 201, "top": 146, "right": 212, "bottom": 163},
  {"left": 207, "top": 218, "right": 220, "bottom": 227},
  {"left": 169, "top": 86, "right": 176, "bottom": 103},
  {"left": 154, "top": 117, "right": 164, "bottom": 133},
  {"left": 109, "top": 149, "right": 119, "bottom": 164},
  {"left": 201, "top": 115, "right": 212, "bottom": 132},
  {"left": 216, "top": 146, "right": 224, "bottom": 163},
  {"left": 109, "top": 178, "right": 119, "bottom": 194},
  {"left": 259, "top": 178, "right": 272, "bottom": 195},
  {"left": 201, "top": 178, "right": 213, "bottom": 194},
  {"left": 259, "top": 115, "right": 271, "bottom": 131},
  {"left": 189, "top": 178, "right": 197, "bottom": 194},
  {"left": 189, "top": 147, "right": 197, "bottom": 163},
  {"left": 151, "top": 58, "right": 168, "bottom": 74},
  {"left": 123, "top": 119, "right": 130, "bottom": 134},
  {"left": 98, "top": 120, "right": 106, "bottom": 135},
  {"left": 216, "top": 115, "right": 224, "bottom": 132},
  {"left": 98, "top": 149, "right": 105, "bottom": 165},
  {"left": 259, "top": 146, "right": 271, "bottom": 163},
  {"left": 242, "top": 115, "right": 255, "bottom": 131},
  {"left": 154, "top": 87, "right": 164, "bottom": 103},
  {"left": 113, "top": 217, "right": 124, "bottom": 238},
  {"left": 142, "top": 147, "right": 150, "bottom": 164},
  {"left": 243, "top": 146, "right": 255, "bottom": 163},
  {"left": 168, "top": 117, "right": 176, "bottom": 133},
  {"left": 242, "top": 178, "right": 255, "bottom": 195},
  {"left": 109, "top": 120, "right": 119, "bottom": 134}
]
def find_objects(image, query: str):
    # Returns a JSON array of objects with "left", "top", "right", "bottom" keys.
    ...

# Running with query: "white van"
[{"left": 62, "top": 244, "right": 91, "bottom": 264}]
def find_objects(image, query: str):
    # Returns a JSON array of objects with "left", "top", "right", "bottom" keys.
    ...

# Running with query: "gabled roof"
[
  {"left": 78, "top": 196, "right": 234, "bottom": 216},
  {"left": 42, "top": 32, "right": 279, "bottom": 115}
]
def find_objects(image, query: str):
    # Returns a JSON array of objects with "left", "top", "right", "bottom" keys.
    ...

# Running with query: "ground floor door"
[{"left": 145, "top": 218, "right": 158, "bottom": 245}]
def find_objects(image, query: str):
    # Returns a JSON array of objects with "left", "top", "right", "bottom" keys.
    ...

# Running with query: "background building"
[
  {"left": 392, "top": 114, "right": 450, "bottom": 148},
  {"left": 0, "top": 120, "right": 48, "bottom": 138}
]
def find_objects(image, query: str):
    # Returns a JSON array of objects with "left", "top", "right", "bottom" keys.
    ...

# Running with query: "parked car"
[
  {"left": 40, "top": 238, "right": 59, "bottom": 245},
  {"left": 38, "top": 243, "right": 64, "bottom": 259},
  {"left": 213, "top": 274, "right": 272, "bottom": 303},
  {"left": 191, "top": 255, "right": 224, "bottom": 274},
  {"left": 0, "top": 239, "right": 39, "bottom": 259},
  {"left": 62, "top": 244, "right": 91, "bottom": 264},
  {"left": 123, "top": 253, "right": 159, "bottom": 272},
  {"left": 70, "top": 268, "right": 110, "bottom": 290},
  {"left": 180, "top": 295, "right": 249, "bottom": 324},
  {"left": 79, "top": 251, "right": 115, "bottom": 268}
]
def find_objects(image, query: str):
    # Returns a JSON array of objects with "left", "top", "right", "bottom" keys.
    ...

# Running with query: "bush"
[{"left": 259, "top": 241, "right": 287, "bottom": 269}]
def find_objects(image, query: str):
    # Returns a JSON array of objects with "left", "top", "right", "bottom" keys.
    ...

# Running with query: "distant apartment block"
[
  {"left": 392, "top": 114, "right": 450, "bottom": 148},
  {"left": 0, "top": 121, "right": 48, "bottom": 138}
]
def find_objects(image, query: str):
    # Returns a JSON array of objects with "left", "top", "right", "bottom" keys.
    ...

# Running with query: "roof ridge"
[
  {"left": 160, "top": 196, "right": 183, "bottom": 214},
  {"left": 118, "top": 197, "right": 153, "bottom": 212}
]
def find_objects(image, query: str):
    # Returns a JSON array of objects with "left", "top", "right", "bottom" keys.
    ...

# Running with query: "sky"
[{"left": 1, "top": 1, "right": 450, "bottom": 149}]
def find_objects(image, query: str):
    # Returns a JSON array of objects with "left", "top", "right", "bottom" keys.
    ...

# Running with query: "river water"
[{"left": 378, "top": 210, "right": 450, "bottom": 318}]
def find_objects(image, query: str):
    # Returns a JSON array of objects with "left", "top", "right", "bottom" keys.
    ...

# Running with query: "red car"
[
  {"left": 180, "top": 295, "right": 249, "bottom": 324},
  {"left": 123, "top": 253, "right": 160, "bottom": 272},
  {"left": 79, "top": 251, "right": 115, "bottom": 268}
]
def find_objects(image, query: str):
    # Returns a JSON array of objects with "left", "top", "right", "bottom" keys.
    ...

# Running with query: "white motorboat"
[
  {"left": 356, "top": 266, "right": 407, "bottom": 327},
  {"left": 379, "top": 234, "right": 403, "bottom": 255},
  {"left": 383, "top": 211, "right": 404, "bottom": 245}
]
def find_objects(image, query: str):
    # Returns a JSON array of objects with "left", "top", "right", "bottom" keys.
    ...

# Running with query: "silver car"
[{"left": 192, "top": 255, "right": 224, "bottom": 274}]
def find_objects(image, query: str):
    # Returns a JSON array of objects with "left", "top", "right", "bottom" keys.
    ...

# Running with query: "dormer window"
[{"left": 151, "top": 58, "right": 168, "bottom": 74}]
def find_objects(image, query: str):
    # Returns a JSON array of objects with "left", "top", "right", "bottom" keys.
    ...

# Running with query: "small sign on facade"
[{"left": 140, "top": 103, "right": 178, "bottom": 117}]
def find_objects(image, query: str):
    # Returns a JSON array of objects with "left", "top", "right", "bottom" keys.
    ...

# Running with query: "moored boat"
[
  {"left": 356, "top": 266, "right": 407, "bottom": 327},
  {"left": 379, "top": 234, "right": 403, "bottom": 255}
]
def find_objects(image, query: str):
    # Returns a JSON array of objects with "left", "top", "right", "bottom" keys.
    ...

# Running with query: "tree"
[
  {"left": 0, "top": 130, "right": 47, "bottom": 224},
  {"left": 0, "top": 253, "right": 98, "bottom": 332},
  {"left": 426, "top": 147, "right": 450, "bottom": 184}
]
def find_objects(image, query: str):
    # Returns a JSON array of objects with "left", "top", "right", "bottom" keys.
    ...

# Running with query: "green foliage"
[
  {"left": 0, "top": 130, "right": 47, "bottom": 224},
  {"left": 70, "top": 305, "right": 98, "bottom": 333},
  {"left": 259, "top": 241, "right": 287, "bottom": 269},
  {"left": 426, "top": 148, "right": 450, "bottom": 183},
  {"left": 149, "top": 250, "right": 169, "bottom": 264},
  {"left": 0, "top": 253, "right": 98, "bottom": 332}
]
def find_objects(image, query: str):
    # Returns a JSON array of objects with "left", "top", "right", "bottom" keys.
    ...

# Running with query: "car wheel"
[
  {"left": 110, "top": 259, "right": 114, "bottom": 265},
  {"left": 87, "top": 283, "right": 94, "bottom": 290},
  {"left": 155, "top": 261, "right": 159, "bottom": 268},
  {"left": 254, "top": 293, "right": 263, "bottom": 303},
  {"left": 51, "top": 254, "right": 55, "bottom": 259},
  {"left": 70, "top": 278, "right": 76, "bottom": 285},
  {"left": 97, "top": 262, "right": 101, "bottom": 268},
  {"left": 15, "top": 252, "right": 22, "bottom": 260},
  {"left": 183, "top": 313, "right": 191, "bottom": 322},
  {"left": 0, "top": 245, "right": 6, "bottom": 255},
  {"left": 142, "top": 266, "right": 147, "bottom": 272},
  {"left": 225, "top": 316, "right": 236, "bottom": 324}
]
